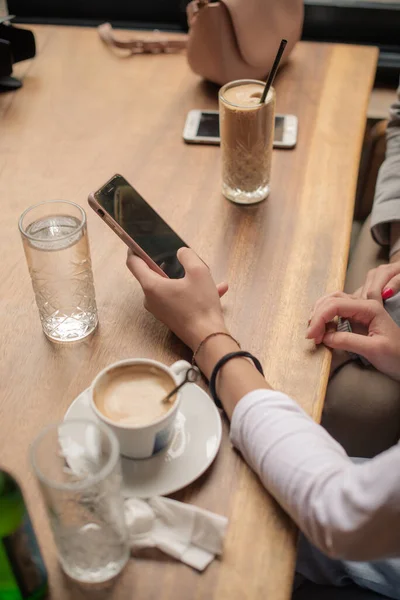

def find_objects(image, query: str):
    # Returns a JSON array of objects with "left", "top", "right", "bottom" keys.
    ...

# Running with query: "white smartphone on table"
[{"left": 183, "top": 109, "right": 298, "bottom": 149}]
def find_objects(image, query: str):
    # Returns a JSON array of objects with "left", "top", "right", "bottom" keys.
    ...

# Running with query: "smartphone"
[
  {"left": 183, "top": 110, "right": 298, "bottom": 149},
  {"left": 88, "top": 174, "right": 188, "bottom": 279}
]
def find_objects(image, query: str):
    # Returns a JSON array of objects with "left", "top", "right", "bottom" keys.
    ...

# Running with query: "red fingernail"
[{"left": 382, "top": 288, "right": 394, "bottom": 300}]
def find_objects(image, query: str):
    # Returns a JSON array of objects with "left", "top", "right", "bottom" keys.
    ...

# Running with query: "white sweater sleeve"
[{"left": 230, "top": 390, "right": 400, "bottom": 561}]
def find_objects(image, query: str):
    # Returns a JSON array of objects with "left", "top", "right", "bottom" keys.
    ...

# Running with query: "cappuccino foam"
[{"left": 94, "top": 364, "right": 176, "bottom": 427}]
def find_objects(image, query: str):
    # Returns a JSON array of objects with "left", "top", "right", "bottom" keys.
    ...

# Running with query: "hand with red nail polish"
[
  {"left": 382, "top": 288, "right": 395, "bottom": 301},
  {"left": 307, "top": 291, "right": 363, "bottom": 343},
  {"left": 357, "top": 262, "right": 400, "bottom": 303},
  {"left": 307, "top": 294, "right": 400, "bottom": 381}
]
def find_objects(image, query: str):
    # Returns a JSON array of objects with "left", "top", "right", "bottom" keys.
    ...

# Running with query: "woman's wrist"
[
  {"left": 201, "top": 340, "right": 271, "bottom": 418},
  {"left": 186, "top": 318, "right": 229, "bottom": 353},
  {"left": 194, "top": 335, "right": 240, "bottom": 381},
  {"left": 191, "top": 329, "right": 272, "bottom": 419}
]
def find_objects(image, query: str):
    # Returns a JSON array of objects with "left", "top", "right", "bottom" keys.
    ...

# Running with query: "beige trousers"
[{"left": 321, "top": 216, "right": 400, "bottom": 458}]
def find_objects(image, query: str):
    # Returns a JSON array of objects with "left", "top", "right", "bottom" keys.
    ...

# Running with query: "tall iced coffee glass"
[{"left": 219, "top": 79, "right": 276, "bottom": 204}]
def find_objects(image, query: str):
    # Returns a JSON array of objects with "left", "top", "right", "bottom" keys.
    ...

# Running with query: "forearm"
[
  {"left": 231, "top": 390, "right": 400, "bottom": 560},
  {"left": 194, "top": 334, "right": 271, "bottom": 419},
  {"left": 191, "top": 324, "right": 400, "bottom": 560}
]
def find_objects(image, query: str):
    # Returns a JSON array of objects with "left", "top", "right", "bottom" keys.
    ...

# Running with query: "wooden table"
[{"left": 0, "top": 25, "right": 377, "bottom": 600}]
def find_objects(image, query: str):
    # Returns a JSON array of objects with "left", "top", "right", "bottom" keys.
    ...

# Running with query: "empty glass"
[
  {"left": 19, "top": 200, "right": 98, "bottom": 343},
  {"left": 30, "top": 420, "right": 129, "bottom": 583}
]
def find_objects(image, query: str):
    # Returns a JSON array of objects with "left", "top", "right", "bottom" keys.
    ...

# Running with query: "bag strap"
[{"left": 98, "top": 22, "right": 187, "bottom": 55}]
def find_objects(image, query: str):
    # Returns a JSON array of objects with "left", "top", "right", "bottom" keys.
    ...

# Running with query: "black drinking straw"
[{"left": 260, "top": 39, "right": 287, "bottom": 104}]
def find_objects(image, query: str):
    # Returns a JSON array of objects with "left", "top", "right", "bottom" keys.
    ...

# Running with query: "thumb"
[
  {"left": 177, "top": 247, "right": 206, "bottom": 273},
  {"left": 382, "top": 275, "right": 400, "bottom": 299},
  {"left": 323, "top": 330, "right": 376, "bottom": 358},
  {"left": 126, "top": 252, "right": 159, "bottom": 289}
]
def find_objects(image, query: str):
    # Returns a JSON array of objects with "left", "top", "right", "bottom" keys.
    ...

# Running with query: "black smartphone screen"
[
  {"left": 274, "top": 116, "right": 284, "bottom": 142},
  {"left": 197, "top": 112, "right": 220, "bottom": 137},
  {"left": 95, "top": 175, "right": 187, "bottom": 279}
]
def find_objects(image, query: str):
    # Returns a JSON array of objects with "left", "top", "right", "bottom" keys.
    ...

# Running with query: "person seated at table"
[
  {"left": 127, "top": 244, "right": 400, "bottom": 599},
  {"left": 321, "top": 82, "right": 400, "bottom": 458}
]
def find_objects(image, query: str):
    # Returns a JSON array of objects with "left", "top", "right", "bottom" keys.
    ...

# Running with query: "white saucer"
[{"left": 64, "top": 384, "right": 222, "bottom": 498}]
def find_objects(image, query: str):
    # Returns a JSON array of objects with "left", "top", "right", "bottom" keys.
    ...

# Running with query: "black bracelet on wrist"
[{"left": 209, "top": 351, "right": 264, "bottom": 410}]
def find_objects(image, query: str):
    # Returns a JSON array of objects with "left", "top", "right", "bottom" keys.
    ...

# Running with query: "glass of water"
[
  {"left": 30, "top": 420, "right": 130, "bottom": 584},
  {"left": 19, "top": 200, "right": 98, "bottom": 343}
]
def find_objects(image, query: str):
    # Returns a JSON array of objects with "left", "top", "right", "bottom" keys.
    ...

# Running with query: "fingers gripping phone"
[
  {"left": 183, "top": 110, "right": 298, "bottom": 148},
  {"left": 89, "top": 174, "right": 188, "bottom": 279}
]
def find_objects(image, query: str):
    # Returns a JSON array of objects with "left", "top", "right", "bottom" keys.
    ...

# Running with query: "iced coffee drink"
[{"left": 219, "top": 79, "right": 275, "bottom": 204}]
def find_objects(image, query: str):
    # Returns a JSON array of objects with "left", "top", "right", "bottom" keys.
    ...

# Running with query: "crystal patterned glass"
[
  {"left": 219, "top": 79, "right": 276, "bottom": 204},
  {"left": 30, "top": 420, "right": 130, "bottom": 584},
  {"left": 19, "top": 200, "right": 98, "bottom": 342}
]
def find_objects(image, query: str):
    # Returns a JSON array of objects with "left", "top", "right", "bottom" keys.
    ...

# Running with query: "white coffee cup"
[{"left": 90, "top": 358, "right": 190, "bottom": 459}]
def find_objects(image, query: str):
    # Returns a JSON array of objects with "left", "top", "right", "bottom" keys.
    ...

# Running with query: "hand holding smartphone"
[{"left": 89, "top": 174, "right": 188, "bottom": 279}]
